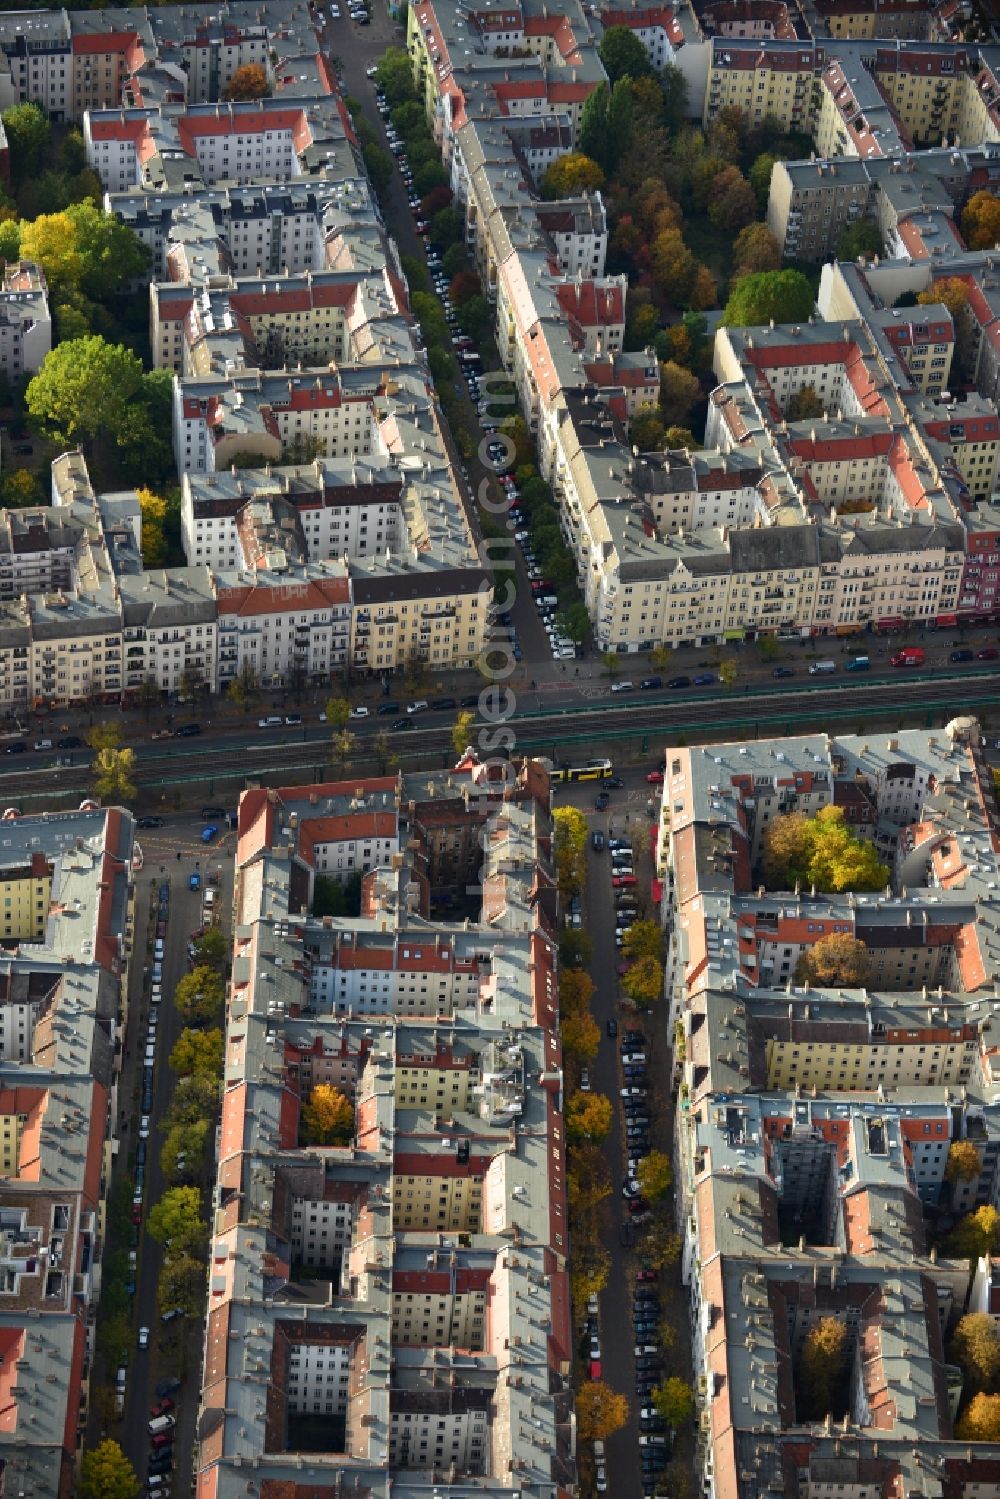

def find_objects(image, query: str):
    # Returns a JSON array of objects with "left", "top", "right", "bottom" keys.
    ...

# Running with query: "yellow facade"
[
  {"left": 765, "top": 1037, "right": 976, "bottom": 1090},
  {"left": 0, "top": 868, "right": 51, "bottom": 944},
  {"left": 395, "top": 1063, "right": 474, "bottom": 1112},
  {"left": 0, "top": 1112, "right": 25, "bottom": 1176},
  {"left": 392, "top": 1171, "right": 482, "bottom": 1232}
]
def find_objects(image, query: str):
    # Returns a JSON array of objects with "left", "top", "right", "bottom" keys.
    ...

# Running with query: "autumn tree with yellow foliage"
[
  {"left": 300, "top": 1084, "right": 354, "bottom": 1146},
  {"left": 135, "top": 487, "right": 168, "bottom": 567}
]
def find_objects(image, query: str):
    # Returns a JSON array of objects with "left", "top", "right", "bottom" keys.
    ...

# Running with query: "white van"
[
  {"left": 809, "top": 660, "right": 836, "bottom": 674},
  {"left": 148, "top": 1414, "right": 175, "bottom": 1435},
  {"left": 144, "top": 1044, "right": 156, "bottom": 1066},
  {"left": 203, "top": 888, "right": 215, "bottom": 909}
]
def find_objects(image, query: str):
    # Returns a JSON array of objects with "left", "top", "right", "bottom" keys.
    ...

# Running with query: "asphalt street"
[{"left": 93, "top": 818, "right": 235, "bottom": 1493}]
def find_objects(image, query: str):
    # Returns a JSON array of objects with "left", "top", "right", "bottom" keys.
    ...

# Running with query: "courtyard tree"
[
  {"left": 301, "top": 1083, "right": 354, "bottom": 1146},
  {"left": 800, "top": 1316, "right": 848, "bottom": 1421},
  {"left": 541, "top": 152, "right": 604, "bottom": 199},
  {"left": 962, "top": 190, "right": 1000, "bottom": 250},
  {"left": 794, "top": 933, "right": 871, "bottom": 987},
  {"left": 945, "top": 1140, "right": 983, "bottom": 1183},
  {"left": 957, "top": 1391, "right": 1000, "bottom": 1441},
  {"left": 946, "top": 1204, "right": 1000, "bottom": 1262},
  {"left": 722, "top": 269, "right": 815, "bottom": 328},
  {"left": 598, "top": 26, "right": 651, "bottom": 84},
  {"left": 222, "top": 63, "right": 268, "bottom": 100},
  {"left": 950, "top": 1313, "right": 1000, "bottom": 1394}
]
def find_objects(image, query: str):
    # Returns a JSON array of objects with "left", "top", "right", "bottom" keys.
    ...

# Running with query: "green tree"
[
  {"left": 566, "top": 1091, "right": 614, "bottom": 1144},
  {"left": 146, "top": 1185, "right": 207, "bottom": 1256},
  {"left": 324, "top": 696, "right": 351, "bottom": 731},
  {"left": 19, "top": 211, "right": 83, "bottom": 296},
  {"left": 301, "top": 1083, "right": 354, "bottom": 1145},
  {"left": 607, "top": 78, "right": 634, "bottom": 169},
  {"left": 650, "top": 643, "right": 673, "bottom": 670},
  {"left": 559, "top": 928, "right": 593, "bottom": 969},
  {"left": 761, "top": 806, "right": 889, "bottom": 893},
  {"left": 945, "top": 1140, "right": 983, "bottom": 1184},
  {"left": 456, "top": 294, "right": 490, "bottom": 341},
  {"left": 1, "top": 103, "right": 50, "bottom": 190},
  {"left": 164, "top": 1075, "right": 220, "bottom": 1131},
  {"left": 0, "top": 219, "right": 20, "bottom": 263},
  {"left": 161, "top": 1118, "right": 210, "bottom": 1182},
  {"left": 946, "top": 1204, "right": 1000, "bottom": 1262},
  {"left": 79, "top": 1440, "right": 137, "bottom": 1499},
  {"left": 169, "top": 1027, "right": 224, "bottom": 1079},
  {"left": 374, "top": 47, "right": 418, "bottom": 107},
  {"left": 451, "top": 709, "right": 476, "bottom": 758},
  {"left": 599, "top": 26, "right": 651, "bottom": 84},
  {"left": 556, "top": 602, "right": 590, "bottom": 645},
  {"left": 541, "top": 152, "right": 605, "bottom": 199},
  {"left": 636, "top": 1149, "right": 672, "bottom": 1201},
  {"left": 157, "top": 1253, "right": 204, "bottom": 1317},
  {"left": 430, "top": 205, "right": 463, "bottom": 247},
  {"left": 786, "top": 384, "right": 825, "bottom": 421},
  {"left": 363, "top": 142, "right": 393, "bottom": 193},
  {"left": 553, "top": 805, "right": 589, "bottom": 899},
  {"left": 191, "top": 925, "right": 227, "bottom": 973},
  {"left": 578, "top": 85, "right": 609, "bottom": 169},
  {"left": 836, "top": 218, "right": 882, "bottom": 261},
  {"left": 749, "top": 151, "right": 777, "bottom": 209},
  {"left": 717, "top": 657, "right": 739, "bottom": 690},
  {"left": 622, "top": 955, "right": 662, "bottom": 1008},
  {"left": 173, "top": 965, "right": 225, "bottom": 1027},
  {"left": 950, "top": 1313, "right": 1000, "bottom": 1394},
  {"left": 622, "top": 920, "right": 661, "bottom": 963},
  {"left": 601, "top": 651, "right": 620, "bottom": 678},
  {"left": 91, "top": 747, "right": 136, "bottom": 805},
  {"left": 795, "top": 933, "right": 871, "bottom": 987},
  {"left": 957, "top": 1391, "right": 1000, "bottom": 1441},
  {"left": 65, "top": 201, "right": 150, "bottom": 300},
  {"left": 722, "top": 269, "right": 815, "bottom": 328},
  {"left": 653, "top": 1377, "right": 696, "bottom": 1427},
  {"left": 26, "top": 335, "right": 143, "bottom": 450},
  {"left": 800, "top": 1317, "right": 847, "bottom": 1420}
]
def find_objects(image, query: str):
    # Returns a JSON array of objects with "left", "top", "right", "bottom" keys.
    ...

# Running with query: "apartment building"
[
  {"left": 0, "top": 262, "right": 51, "bottom": 379},
  {"left": 702, "top": 38, "right": 825, "bottom": 131},
  {"left": 661, "top": 714, "right": 1000, "bottom": 1499},
  {"left": 0, "top": 807, "right": 137, "bottom": 1496},
  {"left": 197, "top": 756, "right": 572, "bottom": 1499}
]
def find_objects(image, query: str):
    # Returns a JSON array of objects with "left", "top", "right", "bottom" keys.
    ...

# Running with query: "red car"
[
  {"left": 613, "top": 874, "right": 637, "bottom": 889},
  {"left": 646, "top": 770, "right": 664, "bottom": 785},
  {"left": 637, "top": 1269, "right": 658, "bottom": 1283},
  {"left": 150, "top": 1399, "right": 175, "bottom": 1417},
  {"left": 131, "top": 1203, "right": 142, "bottom": 1224},
  {"left": 152, "top": 1432, "right": 173, "bottom": 1450},
  {"left": 589, "top": 1358, "right": 602, "bottom": 1380}
]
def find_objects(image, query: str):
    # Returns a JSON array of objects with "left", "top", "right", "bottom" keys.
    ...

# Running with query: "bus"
[{"left": 541, "top": 757, "right": 613, "bottom": 784}]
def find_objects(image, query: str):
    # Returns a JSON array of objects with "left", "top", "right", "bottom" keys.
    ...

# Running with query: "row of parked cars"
[{"left": 620, "top": 1027, "right": 673, "bottom": 1496}]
